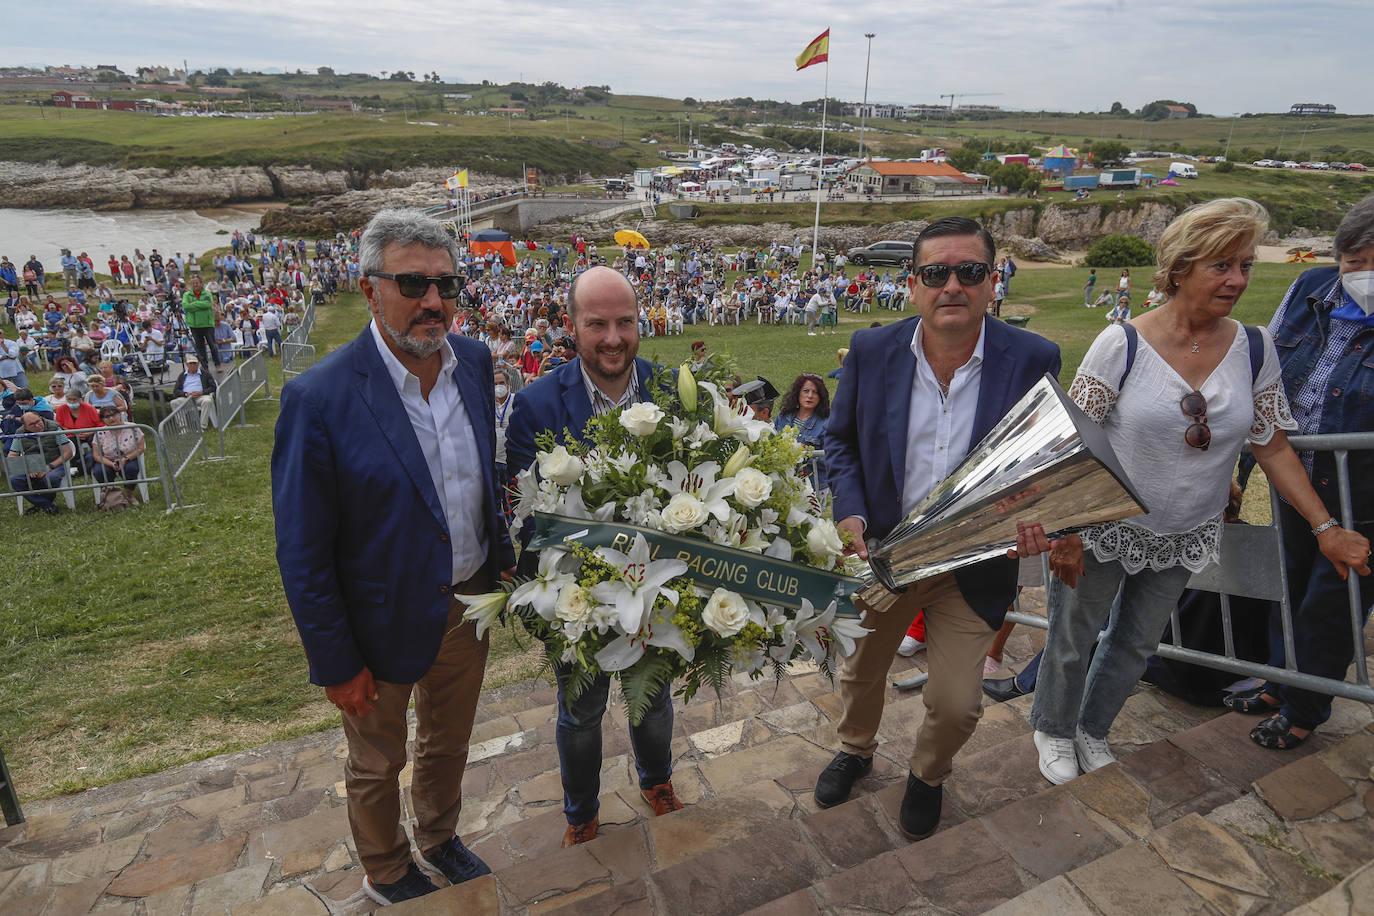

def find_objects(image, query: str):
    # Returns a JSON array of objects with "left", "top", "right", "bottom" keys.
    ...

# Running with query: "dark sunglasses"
[
  {"left": 915, "top": 261, "right": 991, "bottom": 288},
  {"left": 1180, "top": 390, "right": 1211, "bottom": 451},
  {"left": 366, "top": 271, "right": 462, "bottom": 300}
]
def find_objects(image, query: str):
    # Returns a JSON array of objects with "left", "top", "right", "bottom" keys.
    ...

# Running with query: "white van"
[{"left": 1169, "top": 162, "right": 1199, "bottom": 179}]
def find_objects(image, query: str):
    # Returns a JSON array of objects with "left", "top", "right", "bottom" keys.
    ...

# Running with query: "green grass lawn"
[{"left": 0, "top": 254, "right": 1316, "bottom": 801}]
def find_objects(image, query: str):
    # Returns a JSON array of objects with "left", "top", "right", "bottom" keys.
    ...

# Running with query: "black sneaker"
[
  {"left": 363, "top": 863, "right": 438, "bottom": 906},
  {"left": 419, "top": 836, "right": 491, "bottom": 885},
  {"left": 981, "top": 676, "right": 1027, "bottom": 703},
  {"left": 814, "top": 751, "right": 873, "bottom": 808},
  {"left": 898, "top": 772, "right": 942, "bottom": 840}
]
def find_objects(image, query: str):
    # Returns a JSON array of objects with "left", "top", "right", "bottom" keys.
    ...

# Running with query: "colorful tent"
[
  {"left": 1042, "top": 144, "right": 1078, "bottom": 176},
  {"left": 469, "top": 228, "right": 517, "bottom": 266}
]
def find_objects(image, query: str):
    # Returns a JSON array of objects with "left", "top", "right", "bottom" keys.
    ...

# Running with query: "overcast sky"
[{"left": 18, "top": 0, "right": 1372, "bottom": 115}]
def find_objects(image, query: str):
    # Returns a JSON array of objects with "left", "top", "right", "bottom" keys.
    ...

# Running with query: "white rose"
[
  {"left": 619, "top": 402, "right": 665, "bottom": 437},
  {"left": 661, "top": 492, "right": 708, "bottom": 532},
  {"left": 732, "top": 467, "right": 773, "bottom": 508},
  {"left": 806, "top": 519, "right": 845, "bottom": 560},
  {"left": 701, "top": 588, "right": 751, "bottom": 637},
  {"left": 538, "top": 445, "right": 585, "bottom": 486},
  {"left": 555, "top": 585, "right": 594, "bottom": 624}
]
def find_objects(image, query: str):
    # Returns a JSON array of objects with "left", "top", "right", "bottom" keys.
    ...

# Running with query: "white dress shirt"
[
  {"left": 901, "top": 320, "right": 986, "bottom": 517},
  {"left": 369, "top": 321, "right": 487, "bottom": 584}
]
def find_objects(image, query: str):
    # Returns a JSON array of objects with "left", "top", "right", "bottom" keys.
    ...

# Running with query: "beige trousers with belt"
[
  {"left": 339, "top": 598, "right": 488, "bottom": 883},
  {"left": 836, "top": 572, "right": 997, "bottom": 785}
]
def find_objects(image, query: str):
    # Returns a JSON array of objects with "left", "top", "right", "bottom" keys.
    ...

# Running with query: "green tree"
[
  {"left": 1109, "top": 101, "right": 1125, "bottom": 114},
  {"left": 991, "top": 163, "right": 1030, "bottom": 191},
  {"left": 1085, "top": 234, "right": 1155, "bottom": 268},
  {"left": 946, "top": 147, "right": 982, "bottom": 173},
  {"left": 1215, "top": 160, "right": 1236, "bottom": 173},
  {"left": 1088, "top": 140, "right": 1130, "bottom": 165}
]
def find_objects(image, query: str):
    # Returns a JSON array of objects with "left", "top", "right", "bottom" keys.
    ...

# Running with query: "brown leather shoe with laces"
[
  {"left": 641, "top": 782, "right": 684, "bottom": 816},
  {"left": 560, "top": 816, "right": 598, "bottom": 848}
]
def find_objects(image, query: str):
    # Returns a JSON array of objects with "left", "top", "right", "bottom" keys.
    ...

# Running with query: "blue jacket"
[
  {"left": 505, "top": 355, "right": 657, "bottom": 477},
  {"left": 824, "top": 315, "right": 1062, "bottom": 625},
  {"left": 271, "top": 327, "right": 515, "bottom": 686},
  {"left": 1269, "top": 266, "right": 1374, "bottom": 523}
]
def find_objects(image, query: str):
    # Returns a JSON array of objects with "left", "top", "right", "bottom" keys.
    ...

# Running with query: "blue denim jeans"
[
  {"left": 1028, "top": 553, "right": 1192, "bottom": 740},
  {"left": 9, "top": 467, "right": 64, "bottom": 509},
  {"left": 554, "top": 666, "right": 673, "bottom": 826}
]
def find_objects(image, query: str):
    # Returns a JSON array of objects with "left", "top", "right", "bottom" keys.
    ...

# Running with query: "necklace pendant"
[{"left": 1190, "top": 340, "right": 1199, "bottom": 354}]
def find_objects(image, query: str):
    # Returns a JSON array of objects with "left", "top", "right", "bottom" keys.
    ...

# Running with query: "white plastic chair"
[{"left": 100, "top": 339, "right": 125, "bottom": 362}]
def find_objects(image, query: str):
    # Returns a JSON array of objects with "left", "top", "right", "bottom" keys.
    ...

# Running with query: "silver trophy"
[{"left": 857, "top": 374, "right": 1147, "bottom": 611}]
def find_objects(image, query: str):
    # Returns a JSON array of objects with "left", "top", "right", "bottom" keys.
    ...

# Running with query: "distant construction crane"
[{"left": 939, "top": 92, "right": 1003, "bottom": 112}]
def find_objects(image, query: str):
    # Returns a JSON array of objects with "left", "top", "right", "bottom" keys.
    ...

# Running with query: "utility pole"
[
  {"left": 1224, "top": 113, "right": 1239, "bottom": 159},
  {"left": 858, "top": 32, "right": 875, "bottom": 161}
]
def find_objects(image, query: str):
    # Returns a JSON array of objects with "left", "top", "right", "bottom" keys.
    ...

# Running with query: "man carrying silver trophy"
[{"left": 815, "top": 217, "right": 1066, "bottom": 840}]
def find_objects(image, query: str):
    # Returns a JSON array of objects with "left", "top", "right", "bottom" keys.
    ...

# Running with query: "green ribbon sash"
[{"left": 529, "top": 512, "right": 863, "bottom": 618}]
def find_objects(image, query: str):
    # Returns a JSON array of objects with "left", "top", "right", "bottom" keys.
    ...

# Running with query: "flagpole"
[{"left": 811, "top": 57, "right": 828, "bottom": 272}]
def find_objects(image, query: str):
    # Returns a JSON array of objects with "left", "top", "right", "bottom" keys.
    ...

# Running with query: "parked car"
[
  {"left": 1349, "top": 163, "right": 1368, "bottom": 171},
  {"left": 846, "top": 240, "right": 914, "bottom": 267},
  {"left": 1282, "top": 161, "right": 1301, "bottom": 169},
  {"left": 1252, "top": 159, "right": 1278, "bottom": 168},
  {"left": 1331, "top": 162, "right": 1349, "bottom": 170},
  {"left": 1311, "top": 162, "right": 1330, "bottom": 170}
]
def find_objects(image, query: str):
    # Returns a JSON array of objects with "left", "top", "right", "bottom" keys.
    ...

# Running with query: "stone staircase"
[{"left": 2, "top": 621, "right": 1372, "bottom": 915}]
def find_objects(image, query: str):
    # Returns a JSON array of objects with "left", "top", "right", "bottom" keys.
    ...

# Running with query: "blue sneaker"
[
  {"left": 363, "top": 863, "right": 437, "bottom": 905},
  {"left": 419, "top": 836, "right": 492, "bottom": 885}
]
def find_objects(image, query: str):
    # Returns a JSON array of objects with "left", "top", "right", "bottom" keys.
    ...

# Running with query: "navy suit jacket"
[
  {"left": 824, "top": 315, "right": 1062, "bottom": 625},
  {"left": 272, "top": 326, "right": 515, "bottom": 686},
  {"left": 504, "top": 355, "right": 657, "bottom": 477}
]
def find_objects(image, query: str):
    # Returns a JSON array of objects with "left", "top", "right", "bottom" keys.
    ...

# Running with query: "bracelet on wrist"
[{"left": 1311, "top": 517, "right": 1339, "bottom": 537}]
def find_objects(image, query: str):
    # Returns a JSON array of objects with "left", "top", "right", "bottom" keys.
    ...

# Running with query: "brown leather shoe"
[
  {"left": 560, "top": 816, "right": 598, "bottom": 848},
  {"left": 641, "top": 782, "right": 684, "bottom": 816}
]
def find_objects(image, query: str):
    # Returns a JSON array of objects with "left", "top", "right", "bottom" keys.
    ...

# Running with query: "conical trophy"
[{"left": 857, "top": 374, "right": 1148, "bottom": 613}]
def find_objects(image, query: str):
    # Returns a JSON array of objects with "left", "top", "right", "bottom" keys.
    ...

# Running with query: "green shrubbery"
[{"left": 1085, "top": 234, "right": 1155, "bottom": 267}]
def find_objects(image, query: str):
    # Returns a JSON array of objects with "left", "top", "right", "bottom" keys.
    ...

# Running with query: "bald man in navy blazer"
[{"left": 272, "top": 211, "right": 513, "bottom": 905}]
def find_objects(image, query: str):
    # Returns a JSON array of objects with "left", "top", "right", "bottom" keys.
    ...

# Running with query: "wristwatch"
[{"left": 1311, "top": 517, "right": 1339, "bottom": 537}]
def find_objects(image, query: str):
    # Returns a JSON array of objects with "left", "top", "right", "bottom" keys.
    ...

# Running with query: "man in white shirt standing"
[
  {"left": 259, "top": 306, "right": 283, "bottom": 357},
  {"left": 814, "top": 218, "right": 1062, "bottom": 841}
]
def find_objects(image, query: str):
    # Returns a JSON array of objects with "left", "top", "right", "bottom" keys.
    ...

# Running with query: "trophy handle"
[{"left": 866, "top": 543, "right": 907, "bottom": 595}]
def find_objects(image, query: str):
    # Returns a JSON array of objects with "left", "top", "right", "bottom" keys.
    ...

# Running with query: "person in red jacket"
[{"left": 53, "top": 389, "right": 102, "bottom": 474}]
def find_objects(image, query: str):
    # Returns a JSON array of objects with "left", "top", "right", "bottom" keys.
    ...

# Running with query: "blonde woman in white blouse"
[{"left": 1028, "top": 198, "right": 1370, "bottom": 786}]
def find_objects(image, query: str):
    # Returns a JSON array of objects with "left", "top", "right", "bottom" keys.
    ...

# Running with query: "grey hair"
[
  {"left": 1335, "top": 194, "right": 1374, "bottom": 259},
  {"left": 358, "top": 209, "right": 460, "bottom": 276}
]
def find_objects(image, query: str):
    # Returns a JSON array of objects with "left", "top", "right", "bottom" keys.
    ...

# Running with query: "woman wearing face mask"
[
  {"left": 493, "top": 367, "right": 515, "bottom": 520},
  {"left": 1223, "top": 193, "right": 1374, "bottom": 750},
  {"left": 54, "top": 387, "right": 103, "bottom": 475}
]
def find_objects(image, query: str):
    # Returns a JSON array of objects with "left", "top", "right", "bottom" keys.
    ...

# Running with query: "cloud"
[{"left": 14, "top": 0, "right": 1372, "bottom": 114}]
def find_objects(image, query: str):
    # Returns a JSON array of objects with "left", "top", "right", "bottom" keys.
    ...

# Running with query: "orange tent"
[{"left": 470, "top": 228, "right": 517, "bottom": 266}]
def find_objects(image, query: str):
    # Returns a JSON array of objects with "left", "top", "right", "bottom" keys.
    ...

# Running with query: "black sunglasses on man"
[{"left": 365, "top": 272, "right": 463, "bottom": 300}]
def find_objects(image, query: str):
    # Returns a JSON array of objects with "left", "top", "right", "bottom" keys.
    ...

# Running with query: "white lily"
[
  {"left": 666, "top": 460, "right": 734, "bottom": 522},
  {"left": 668, "top": 416, "right": 692, "bottom": 440},
  {"left": 508, "top": 549, "right": 577, "bottom": 621},
  {"left": 590, "top": 533, "right": 688, "bottom": 634},
  {"left": 608, "top": 449, "right": 639, "bottom": 475},
  {"left": 460, "top": 589, "right": 511, "bottom": 640},
  {"left": 595, "top": 614, "right": 696, "bottom": 671},
  {"left": 685, "top": 421, "right": 718, "bottom": 449},
  {"left": 787, "top": 599, "right": 872, "bottom": 661}
]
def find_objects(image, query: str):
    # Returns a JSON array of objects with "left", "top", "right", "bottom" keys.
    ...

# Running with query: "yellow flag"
[
  {"left": 445, "top": 168, "right": 469, "bottom": 190},
  {"left": 796, "top": 29, "right": 830, "bottom": 71}
]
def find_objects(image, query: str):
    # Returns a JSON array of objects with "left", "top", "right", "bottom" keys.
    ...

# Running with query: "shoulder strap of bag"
[{"left": 1117, "top": 323, "right": 1138, "bottom": 390}]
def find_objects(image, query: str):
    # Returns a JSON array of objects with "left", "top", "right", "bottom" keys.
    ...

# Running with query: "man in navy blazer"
[
  {"left": 272, "top": 210, "right": 514, "bottom": 906},
  {"left": 815, "top": 218, "right": 1062, "bottom": 841},
  {"left": 505, "top": 266, "right": 684, "bottom": 849}
]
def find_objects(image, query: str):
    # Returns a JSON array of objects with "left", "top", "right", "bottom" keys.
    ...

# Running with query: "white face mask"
[
  {"left": 494, "top": 384, "right": 509, "bottom": 400},
  {"left": 1342, "top": 270, "right": 1374, "bottom": 315}
]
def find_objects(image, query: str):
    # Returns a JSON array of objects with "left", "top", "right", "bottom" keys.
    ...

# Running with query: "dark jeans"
[
  {"left": 1263, "top": 500, "right": 1373, "bottom": 730},
  {"left": 554, "top": 665, "right": 673, "bottom": 826},
  {"left": 189, "top": 326, "right": 220, "bottom": 366},
  {"left": 93, "top": 458, "right": 140, "bottom": 489},
  {"left": 9, "top": 467, "right": 64, "bottom": 509},
  {"left": 264, "top": 328, "right": 282, "bottom": 356}
]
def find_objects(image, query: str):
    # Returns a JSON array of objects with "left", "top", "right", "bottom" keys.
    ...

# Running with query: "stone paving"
[{"left": 1, "top": 609, "right": 1371, "bottom": 915}]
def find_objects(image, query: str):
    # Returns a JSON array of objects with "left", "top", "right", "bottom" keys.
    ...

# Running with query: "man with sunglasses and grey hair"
[
  {"left": 814, "top": 216, "right": 1063, "bottom": 841},
  {"left": 272, "top": 209, "right": 514, "bottom": 905}
]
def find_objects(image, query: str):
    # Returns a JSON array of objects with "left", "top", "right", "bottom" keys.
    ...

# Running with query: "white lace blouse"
[{"left": 1068, "top": 322, "right": 1296, "bottom": 573}]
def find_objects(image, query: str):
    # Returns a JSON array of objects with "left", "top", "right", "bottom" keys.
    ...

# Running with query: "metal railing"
[
  {"left": 156, "top": 397, "right": 209, "bottom": 484},
  {"left": 3, "top": 423, "right": 177, "bottom": 512},
  {"left": 281, "top": 341, "right": 317, "bottom": 381},
  {"left": 895, "top": 432, "right": 1373, "bottom": 703}
]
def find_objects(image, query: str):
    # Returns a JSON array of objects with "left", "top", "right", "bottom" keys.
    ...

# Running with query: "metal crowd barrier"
[
  {"left": 237, "top": 348, "right": 271, "bottom": 403},
  {"left": 3, "top": 423, "right": 178, "bottom": 512},
  {"left": 281, "top": 341, "right": 317, "bottom": 381},
  {"left": 156, "top": 397, "right": 209, "bottom": 487},
  {"left": 895, "top": 432, "right": 1373, "bottom": 705},
  {"left": 0, "top": 744, "right": 20, "bottom": 826}
]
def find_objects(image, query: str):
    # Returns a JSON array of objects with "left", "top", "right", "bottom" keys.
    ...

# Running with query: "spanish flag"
[
  {"left": 795, "top": 29, "right": 830, "bottom": 71},
  {"left": 445, "top": 168, "right": 469, "bottom": 190}
]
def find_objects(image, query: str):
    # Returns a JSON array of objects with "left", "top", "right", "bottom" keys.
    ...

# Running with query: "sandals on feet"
[
  {"left": 1250, "top": 714, "right": 1308, "bottom": 750},
  {"left": 1223, "top": 688, "right": 1281, "bottom": 715}
]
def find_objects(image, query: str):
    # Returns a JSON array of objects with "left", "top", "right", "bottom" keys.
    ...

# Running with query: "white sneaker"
[
  {"left": 898, "top": 636, "right": 925, "bottom": 657},
  {"left": 807, "top": 331, "right": 817, "bottom": 336},
  {"left": 1075, "top": 727, "right": 1116, "bottom": 772},
  {"left": 1034, "top": 730, "right": 1080, "bottom": 785}
]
